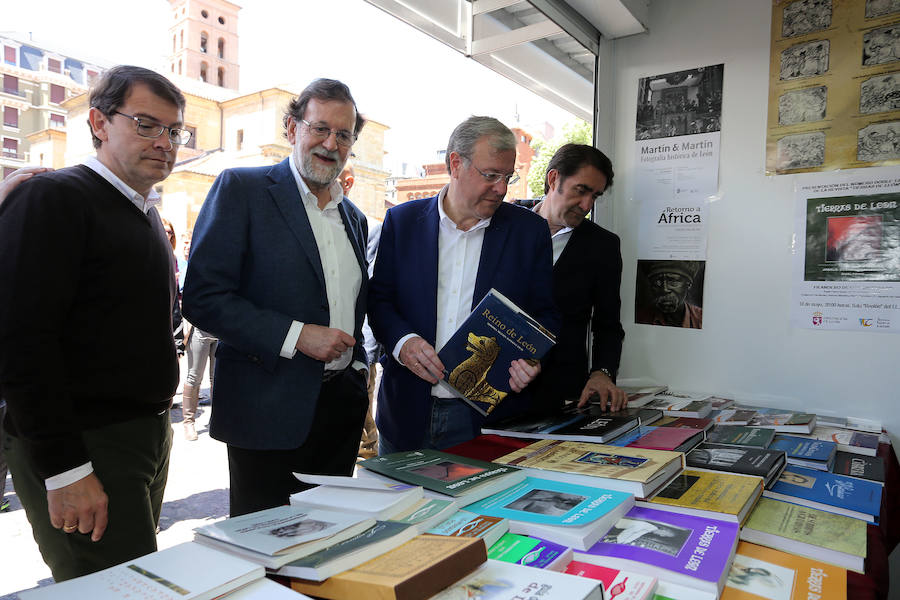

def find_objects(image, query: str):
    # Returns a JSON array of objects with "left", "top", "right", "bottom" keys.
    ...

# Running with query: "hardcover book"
[
  {"left": 566, "top": 560, "right": 658, "bottom": 600},
  {"left": 273, "top": 521, "right": 417, "bottom": 581},
  {"left": 462, "top": 476, "right": 635, "bottom": 550},
  {"left": 574, "top": 506, "right": 740, "bottom": 597},
  {"left": 686, "top": 443, "right": 786, "bottom": 488},
  {"left": 359, "top": 450, "right": 525, "bottom": 504},
  {"left": 640, "top": 469, "right": 764, "bottom": 525},
  {"left": 743, "top": 408, "right": 816, "bottom": 434},
  {"left": 192, "top": 505, "right": 375, "bottom": 569},
  {"left": 800, "top": 427, "right": 879, "bottom": 456},
  {"left": 480, "top": 411, "right": 585, "bottom": 439},
  {"left": 430, "top": 559, "right": 604, "bottom": 600},
  {"left": 706, "top": 426, "right": 775, "bottom": 448},
  {"left": 740, "top": 498, "right": 866, "bottom": 572},
  {"left": 487, "top": 533, "right": 573, "bottom": 571},
  {"left": 18, "top": 542, "right": 264, "bottom": 600},
  {"left": 437, "top": 288, "right": 556, "bottom": 416},
  {"left": 832, "top": 451, "right": 885, "bottom": 486},
  {"left": 549, "top": 412, "right": 640, "bottom": 443},
  {"left": 427, "top": 510, "right": 509, "bottom": 549},
  {"left": 762, "top": 465, "right": 882, "bottom": 523},
  {"left": 495, "top": 439, "right": 685, "bottom": 498},
  {"left": 770, "top": 435, "right": 836, "bottom": 471},
  {"left": 288, "top": 535, "right": 487, "bottom": 600},
  {"left": 721, "top": 541, "right": 847, "bottom": 600},
  {"left": 627, "top": 426, "right": 704, "bottom": 453}
]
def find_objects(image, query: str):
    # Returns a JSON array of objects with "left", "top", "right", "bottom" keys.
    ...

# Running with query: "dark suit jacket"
[
  {"left": 368, "top": 197, "right": 559, "bottom": 450},
  {"left": 182, "top": 158, "right": 368, "bottom": 450},
  {"left": 529, "top": 218, "right": 625, "bottom": 413}
]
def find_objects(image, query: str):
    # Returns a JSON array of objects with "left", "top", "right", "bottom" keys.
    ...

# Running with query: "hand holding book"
[
  {"left": 399, "top": 336, "right": 445, "bottom": 384},
  {"left": 508, "top": 358, "right": 541, "bottom": 392},
  {"left": 579, "top": 370, "right": 626, "bottom": 411}
]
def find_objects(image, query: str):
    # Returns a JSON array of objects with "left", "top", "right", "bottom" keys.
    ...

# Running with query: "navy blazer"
[
  {"left": 368, "top": 196, "right": 559, "bottom": 450},
  {"left": 182, "top": 158, "right": 368, "bottom": 449}
]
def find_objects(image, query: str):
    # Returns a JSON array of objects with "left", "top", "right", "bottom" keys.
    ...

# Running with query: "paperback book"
[
  {"left": 763, "top": 465, "right": 882, "bottom": 523},
  {"left": 437, "top": 288, "right": 556, "bottom": 416},
  {"left": 627, "top": 426, "right": 704, "bottom": 453},
  {"left": 387, "top": 497, "right": 460, "bottom": 533},
  {"left": 686, "top": 443, "right": 786, "bottom": 488},
  {"left": 706, "top": 426, "right": 775, "bottom": 448},
  {"left": 427, "top": 510, "right": 509, "bottom": 549},
  {"left": 479, "top": 411, "right": 585, "bottom": 439},
  {"left": 566, "top": 560, "right": 658, "bottom": 600},
  {"left": 799, "top": 427, "right": 879, "bottom": 456},
  {"left": 462, "top": 476, "right": 635, "bottom": 550},
  {"left": 815, "top": 414, "right": 882, "bottom": 433},
  {"left": 742, "top": 407, "right": 816, "bottom": 434},
  {"left": 482, "top": 407, "right": 639, "bottom": 443},
  {"left": 656, "top": 416, "right": 714, "bottom": 432},
  {"left": 19, "top": 542, "right": 264, "bottom": 600},
  {"left": 832, "top": 451, "right": 885, "bottom": 486},
  {"left": 709, "top": 397, "right": 736, "bottom": 410},
  {"left": 644, "top": 394, "right": 713, "bottom": 418},
  {"left": 359, "top": 449, "right": 525, "bottom": 504},
  {"left": 574, "top": 506, "right": 740, "bottom": 597},
  {"left": 710, "top": 409, "right": 758, "bottom": 426},
  {"left": 431, "top": 559, "right": 604, "bottom": 600},
  {"left": 639, "top": 469, "right": 764, "bottom": 525},
  {"left": 273, "top": 521, "right": 417, "bottom": 581},
  {"left": 721, "top": 541, "right": 847, "bottom": 600},
  {"left": 487, "top": 533, "right": 573, "bottom": 571},
  {"left": 288, "top": 535, "right": 487, "bottom": 600},
  {"left": 770, "top": 435, "right": 836, "bottom": 471},
  {"left": 740, "top": 498, "right": 867, "bottom": 572},
  {"left": 192, "top": 505, "right": 375, "bottom": 569},
  {"left": 495, "top": 439, "right": 685, "bottom": 498},
  {"left": 608, "top": 425, "right": 658, "bottom": 447},
  {"left": 289, "top": 483, "right": 423, "bottom": 520}
]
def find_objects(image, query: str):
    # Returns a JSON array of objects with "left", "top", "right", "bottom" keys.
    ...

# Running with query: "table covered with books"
[{"left": 447, "top": 433, "right": 900, "bottom": 600}]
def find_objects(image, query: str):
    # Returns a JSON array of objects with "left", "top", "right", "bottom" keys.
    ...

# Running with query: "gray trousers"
[{"left": 185, "top": 326, "right": 218, "bottom": 388}]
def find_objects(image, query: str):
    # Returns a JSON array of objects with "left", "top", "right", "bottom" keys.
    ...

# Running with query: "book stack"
[
  {"left": 644, "top": 392, "right": 713, "bottom": 418},
  {"left": 705, "top": 425, "right": 775, "bottom": 448},
  {"left": 762, "top": 465, "right": 882, "bottom": 523},
  {"left": 488, "top": 533, "right": 573, "bottom": 571},
  {"left": 722, "top": 541, "right": 847, "bottom": 600},
  {"left": 638, "top": 469, "right": 763, "bottom": 525},
  {"left": 566, "top": 560, "right": 658, "bottom": 599},
  {"left": 686, "top": 443, "right": 787, "bottom": 488},
  {"left": 432, "top": 559, "right": 604, "bottom": 599}
]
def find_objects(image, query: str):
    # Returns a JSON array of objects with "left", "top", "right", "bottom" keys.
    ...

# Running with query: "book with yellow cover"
[
  {"left": 288, "top": 534, "right": 486, "bottom": 600},
  {"left": 496, "top": 439, "right": 684, "bottom": 498},
  {"left": 722, "top": 541, "right": 846, "bottom": 600},
  {"left": 639, "top": 469, "right": 763, "bottom": 525}
]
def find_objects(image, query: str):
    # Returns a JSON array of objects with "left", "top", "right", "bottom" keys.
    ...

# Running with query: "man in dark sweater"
[
  {"left": 0, "top": 66, "right": 186, "bottom": 581},
  {"left": 516, "top": 144, "right": 627, "bottom": 413}
]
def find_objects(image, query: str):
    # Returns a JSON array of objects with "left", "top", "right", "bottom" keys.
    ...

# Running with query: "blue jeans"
[{"left": 378, "top": 396, "right": 480, "bottom": 455}]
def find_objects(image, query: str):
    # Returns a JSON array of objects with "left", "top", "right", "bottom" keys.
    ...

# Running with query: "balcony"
[
  {"left": 2, "top": 149, "right": 23, "bottom": 160},
  {"left": 2, "top": 87, "right": 26, "bottom": 98}
]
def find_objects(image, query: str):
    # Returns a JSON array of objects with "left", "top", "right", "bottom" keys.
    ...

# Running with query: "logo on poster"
[
  {"left": 812, "top": 311, "right": 823, "bottom": 326},
  {"left": 860, "top": 318, "right": 873, "bottom": 327}
]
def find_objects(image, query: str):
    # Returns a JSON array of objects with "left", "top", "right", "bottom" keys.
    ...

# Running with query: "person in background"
[
  {"left": 161, "top": 218, "right": 185, "bottom": 357},
  {"left": 0, "top": 65, "right": 185, "bottom": 580},
  {"left": 515, "top": 144, "right": 626, "bottom": 412}
]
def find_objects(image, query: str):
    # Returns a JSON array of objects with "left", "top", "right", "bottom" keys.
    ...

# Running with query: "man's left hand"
[
  {"left": 508, "top": 359, "right": 540, "bottom": 393},
  {"left": 578, "top": 370, "right": 626, "bottom": 411}
]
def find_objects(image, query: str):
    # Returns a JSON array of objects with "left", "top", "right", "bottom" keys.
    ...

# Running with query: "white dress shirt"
[
  {"left": 392, "top": 186, "right": 491, "bottom": 398},
  {"left": 532, "top": 200, "right": 573, "bottom": 265},
  {"left": 282, "top": 157, "right": 365, "bottom": 374},
  {"left": 45, "top": 158, "right": 165, "bottom": 491}
]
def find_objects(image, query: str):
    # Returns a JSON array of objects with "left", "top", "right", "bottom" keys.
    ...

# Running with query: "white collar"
[
  {"left": 437, "top": 184, "right": 492, "bottom": 232},
  {"left": 83, "top": 156, "right": 160, "bottom": 214},
  {"left": 288, "top": 155, "right": 343, "bottom": 210}
]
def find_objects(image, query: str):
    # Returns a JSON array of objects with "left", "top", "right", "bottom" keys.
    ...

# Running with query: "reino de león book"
[{"left": 437, "top": 288, "right": 556, "bottom": 416}]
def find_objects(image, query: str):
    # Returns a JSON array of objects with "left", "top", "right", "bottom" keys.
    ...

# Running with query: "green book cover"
[
  {"left": 744, "top": 497, "right": 867, "bottom": 557},
  {"left": 390, "top": 499, "right": 456, "bottom": 526},
  {"left": 706, "top": 425, "right": 775, "bottom": 447},
  {"left": 360, "top": 450, "right": 523, "bottom": 497}
]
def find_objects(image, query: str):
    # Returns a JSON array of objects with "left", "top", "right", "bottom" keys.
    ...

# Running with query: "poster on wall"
[
  {"left": 766, "top": 0, "right": 900, "bottom": 175},
  {"left": 635, "top": 260, "right": 705, "bottom": 329},
  {"left": 791, "top": 166, "right": 900, "bottom": 331}
]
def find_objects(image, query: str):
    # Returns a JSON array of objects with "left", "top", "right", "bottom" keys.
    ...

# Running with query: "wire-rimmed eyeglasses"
[
  {"left": 300, "top": 119, "right": 357, "bottom": 148},
  {"left": 113, "top": 111, "right": 192, "bottom": 146},
  {"left": 467, "top": 161, "right": 520, "bottom": 186}
]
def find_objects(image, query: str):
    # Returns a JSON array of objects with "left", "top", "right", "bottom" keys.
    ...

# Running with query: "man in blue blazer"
[
  {"left": 183, "top": 79, "right": 370, "bottom": 516},
  {"left": 369, "top": 116, "right": 560, "bottom": 453}
]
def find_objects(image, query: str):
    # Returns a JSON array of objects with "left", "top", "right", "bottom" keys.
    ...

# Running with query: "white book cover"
[
  {"left": 194, "top": 505, "right": 368, "bottom": 556},
  {"left": 293, "top": 472, "right": 419, "bottom": 492},
  {"left": 18, "top": 542, "right": 263, "bottom": 600},
  {"left": 430, "top": 559, "right": 604, "bottom": 600},
  {"left": 221, "top": 578, "right": 313, "bottom": 599},
  {"left": 290, "top": 483, "right": 423, "bottom": 520}
]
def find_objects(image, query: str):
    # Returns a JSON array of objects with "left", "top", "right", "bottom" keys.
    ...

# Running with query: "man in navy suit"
[
  {"left": 369, "top": 116, "right": 559, "bottom": 453},
  {"left": 183, "top": 79, "right": 370, "bottom": 516},
  {"left": 519, "top": 144, "right": 627, "bottom": 413}
]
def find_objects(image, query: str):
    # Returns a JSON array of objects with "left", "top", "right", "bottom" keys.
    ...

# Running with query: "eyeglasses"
[
  {"left": 113, "top": 111, "right": 192, "bottom": 146},
  {"left": 467, "top": 161, "right": 520, "bottom": 186},
  {"left": 300, "top": 119, "right": 356, "bottom": 148}
]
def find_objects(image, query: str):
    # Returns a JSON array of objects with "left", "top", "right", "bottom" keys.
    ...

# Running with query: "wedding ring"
[{"left": 63, "top": 524, "right": 77, "bottom": 532}]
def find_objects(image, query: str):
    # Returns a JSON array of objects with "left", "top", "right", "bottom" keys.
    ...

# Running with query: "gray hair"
[{"left": 445, "top": 116, "right": 516, "bottom": 171}]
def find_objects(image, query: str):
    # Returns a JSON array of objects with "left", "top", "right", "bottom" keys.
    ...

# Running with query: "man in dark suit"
[
  {"left": 369, "top": 116, "right": 559, "bottom": 454},
  {"left": 519, "top": 144, "right": 627, "bottom": 413},
  {"left": 183, "top": 79, "right": 370, "bottom": 516}
]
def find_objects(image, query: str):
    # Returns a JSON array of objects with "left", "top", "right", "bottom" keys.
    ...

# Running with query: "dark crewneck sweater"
[{"left": 0, "top": 164, "right": 179, "bottom": 478}]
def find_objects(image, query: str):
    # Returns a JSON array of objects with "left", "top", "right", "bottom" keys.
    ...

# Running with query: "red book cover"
[
  {"left": 660, "top": 417, "right": 714, "bottom": 432},
  {"left": 445, "top": 434, "right": 531, "bottom": 462},
  {"left": 565, "top": 560, "right": 657, "bottom": 600},
  {"left": 627, "top": 427, "right": 702, "bottom": 451}
]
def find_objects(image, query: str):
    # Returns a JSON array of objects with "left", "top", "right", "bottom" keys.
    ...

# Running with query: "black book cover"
[
  {"left": 686, "top": 442, "right": 786, "bottom": 481},
  {"left": 832, "top": 451, "right": 885, "bottom": 484}
]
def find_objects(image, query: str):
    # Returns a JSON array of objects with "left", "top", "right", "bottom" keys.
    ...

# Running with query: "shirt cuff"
[
  {"left": 45, "top": 462, "right": 93, "bottom": 491},
  {"left": 281, "top": 321, "right": 304, "bottom": 358},
  {"left": 351, "top": 360, "right": 367, "bottom": 374},
  {"left": 392, "top": 333, "right": 420, "bottom": 365}
]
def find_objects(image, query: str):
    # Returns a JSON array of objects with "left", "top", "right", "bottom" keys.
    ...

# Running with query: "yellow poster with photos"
[{"left": 767, "top": 0, "right": 900, "bottom": 174}]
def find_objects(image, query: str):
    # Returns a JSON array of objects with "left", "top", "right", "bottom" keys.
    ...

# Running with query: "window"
[
  {"left": 4, "top": 106, "right": 18, "bottom": 128},
  {"left": 173, "top": 34, "right": 176, "bottom": 53},
  {"left": 201, "top": 9, "right": 208, "bottom": 18},
  {"left": 3, "top": 74, "right": 18, "bottom": 95},
  {"left": 180, "top": 30, "right": 184, "bottom": 48},
  {"left": 2, "top": 166, "right": 14, "bottom": 178},
  {"left": 50, "top": 113, "right": 65, "bottom": 128},
  {"left": 217, "top": 66, "right": 224, "bottom": 87},
  {"left": 4, "top": 46, "right": 16, "bottom": 65},
  {"left": 48, "top": 58, "right": 61, "bottom": 73},
  {"left": 218, "top": 16, "right": 225, "bottom": 24},
  {"left": 200, "top": 62, "right": 208, "bottom": 82},
  {"left": 218, "top": 37, "right": 225, "bottom": 59},
  {"left": 178, "top": 60, "right": 182, "bottom": 75},
  {"left": 200, "top": 31, "right": 208, "bottom": 53},
  {"left": 87, "top": 70, "right": 99, "bottom": 85},
  {"left": 50, "top": 84, "right": 65, "bottom": 104},
  {"left": 236, "top": 128, "right": 243, "bottom": 150},
  {"left": 3, "top": 137, "right": 18, "bottom": 159},
  {"left": 185, "top": 125, "right": 197, "bottom": 149}
]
